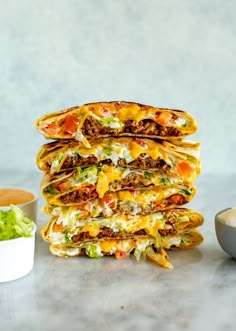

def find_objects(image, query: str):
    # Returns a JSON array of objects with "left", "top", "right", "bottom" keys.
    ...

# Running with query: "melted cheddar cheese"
[
  {"left": 50, "top": 214, "right": 167, "bottom": 247},
  {"left": 97, "top": 166, "right": 128, "bottom": 198},
  {"left": 118, "top": 104, "right": 144, "bottom": 121},
  {"left": 117, "top": 190, "right": 134, "bottom": 202},
  {"left": 37, "top": 102, "right": 198, "bottom": 145},
  {"left": 100, "top": 239, "right": 139, "bottom": 253},
  {"left": 100, "top": 240, "right": 117, "bottom": 252},
  {"left": 129, "top": 140, "right": 160, "bottom": 160},
  {"left": 81, "top": 224, "right": 100, "bottom": 237},
  {"left": 46, "top": 137, "right": 200, "bottom": 182}
]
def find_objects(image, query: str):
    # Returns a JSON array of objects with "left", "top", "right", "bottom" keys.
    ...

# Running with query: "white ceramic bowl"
[
  {"left": 0, "top": 223, "right": 36, "bottom": 283},
  {"left": 215, "top": 208, "right": 236, "bottom": 259},
  {"left": 0, "top": 187, "right": 38, "bottom": 282}
]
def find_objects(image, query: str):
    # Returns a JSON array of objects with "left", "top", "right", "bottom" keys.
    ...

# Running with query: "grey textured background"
[{"left": 0, "top": 0, "right": 235, "bottom": 175}]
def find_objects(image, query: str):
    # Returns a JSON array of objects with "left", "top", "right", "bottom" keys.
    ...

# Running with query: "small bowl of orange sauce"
[{"left": 0, "top": 187, "right": 38, "bottom": 220}]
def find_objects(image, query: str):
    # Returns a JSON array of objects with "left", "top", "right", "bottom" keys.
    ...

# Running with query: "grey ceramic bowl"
[{"left": 215, "top": 208, "right": 236, "bottom": 259}]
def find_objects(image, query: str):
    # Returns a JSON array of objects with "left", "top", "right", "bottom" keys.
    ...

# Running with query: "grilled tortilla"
[
  {"left": 35, "top": 101, "right": 198, "bottom": 146},
  {"left": 40, "top": 208, "right": 204, "bottom": 246},
  {"left": 41, "top": 207, "right": 204, "bottom": 269},
  {"left": 40, "top": 165, "right": 197, "bottom": 205},
  {"left": 36, "top": 137, "right": 201, "bottom": 177},
  {"left": 43, "top": 229, "right": 204, "bottom": 268},
  {"left": 41, "top": 185, "right": 197, "bottom": 217}
]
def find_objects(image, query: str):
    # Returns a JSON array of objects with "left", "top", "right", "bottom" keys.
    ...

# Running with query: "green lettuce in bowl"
[{"left": 0, "top": 205, "right": 34, "bottom": 240}]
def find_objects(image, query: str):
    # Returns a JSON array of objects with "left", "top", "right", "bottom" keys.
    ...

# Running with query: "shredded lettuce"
[
  {"left": 178, "top": 215, "right": 189, "bottom": 223},
  {"left": 0, "top": 205, "right": 34, "bottom": 240},
  {"left": 160, "top": 176, "right": 171, "bottom": 185},
  {"left": 180, "top": 238, "right": 188, "bottom": 246},
  {"left": 144, "top": 170, "right": 152, "bottom": 180},
  {"left": 63, "top": 232, "right": 73, "bottom": 244},
  {"left": 81, "top": 243, "right": 102, "bottom": 258},
  {"left": 134, "top": 249, "right": 142, "bottom": 261},
  {"left": 75, "top": 166, "right": 98, "bottom": 183},
  {"left": 102, "top": 146, "right": 113, "bottom": 155},
  {"left": 180, "top": 188, "right": 192, "bottom": 196},
  {"left": 97, "top": 117, "right": 123, "bottom": 128},
  {"left": 47, "top": 184, "right": 59, "bottom": 195}
]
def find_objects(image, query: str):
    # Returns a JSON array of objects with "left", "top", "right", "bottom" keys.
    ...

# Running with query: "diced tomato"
[
  {"left": 176, "top": 161, "right": 194, "bottom": 177},
  {"left": 114, "top": 102, "right": 125, "bottom": 110},
  {"left": 128, "top": 189, "right": 135, "bottom": 194},
  {"left": 63, "top": 115, "right": 79, "bottom": 134},
  {"left": 156, "top": 112, "right": 172, "bottom": 126},
  {"left": 101, "top": 193, "right": 116, "bottom": 209},
  {"left": 55, "top": 181, "right": 71, "bottom": 192},
  {"left": 155, "top": 201, "right": 167, "bottom": 209},
  {"left": 46, "top": 123, "right": 58, "bottom": 135},
  {"left": 79, "top": 185, "right": 98, "bottom": 199},
  {"left": 100, "top": 107, "right": 110, "bottom": 118},
  {"left": 133, "top": 138, "right": 146, "bottom": 147},
  {"left": 77, "top": 201, "right": 91, "bottom": 211},
  {"left": 79, "top": 184, "right": 96, "bottom": 193},
  {"left": 114, "top": 250, "right": 130, "bottom": 260},
  {"left": 170, "top": 194, "right": 184, "bottom": 205}
]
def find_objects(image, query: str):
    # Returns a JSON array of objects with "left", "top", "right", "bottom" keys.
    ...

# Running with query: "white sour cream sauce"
[{"left": 219, "top": 208, "right": 236, "bottom": 227}]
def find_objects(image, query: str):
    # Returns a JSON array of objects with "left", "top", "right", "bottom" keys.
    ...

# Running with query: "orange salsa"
[{"left": 0, "top": 188, "right": 35, "bottom": 207}]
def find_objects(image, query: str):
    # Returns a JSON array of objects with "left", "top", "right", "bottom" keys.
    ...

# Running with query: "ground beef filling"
[
  {"left": 59, "top": 186, "right": 98, "bottom": 204},
  {"left": 158, "top": 228, "right": 178, "bottom": 236},
  {"left": 72, "top": 227, "right": 178, "bottom": 243},
  {"left": 110, "top": 173, "right": 145, "bottom": 190},
  {"left": 123, "top": 120, "right": 181, "bottom": 137},
  {"left": 82, "top": 118, "right": 181, "bottom": 137},
  {"left": 105, "top": 194, "right": 187, "bottom": 216},
  {"left": 50, "top": 154, "right": 171, "bottom": 173},
  {"left": 58, "top": 173, "right": 149, "bottom": 203},
  {"left": 58, "top": 173, "right": 187, "bottom": 205},
  {"left": 82, "top": 118, "right": 115, "bottom": 136},
  {"left": 62, "top": 155, "right": 98, "bottom": 169}
]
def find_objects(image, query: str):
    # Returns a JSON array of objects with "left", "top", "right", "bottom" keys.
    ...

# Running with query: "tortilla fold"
[
  {"left": 46, "top": 229, "right": 204, "bottom": 259},
  {"left": 36, "top": 137, "right": 201, "bottom": 177},
  {"left": 35, "top": 101, "right": 198, "bottom": 145}
]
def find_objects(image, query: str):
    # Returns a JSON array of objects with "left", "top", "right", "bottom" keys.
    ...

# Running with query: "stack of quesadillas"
[{"left": 35, "top": 101, "right": 204, "bottom": 268}]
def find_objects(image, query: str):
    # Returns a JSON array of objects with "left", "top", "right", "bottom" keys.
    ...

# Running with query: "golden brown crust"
[
  {"left": 40, "top": 165, "right": 197, "bottom": 206},
  {"left": 46, "top": 229, "right": 204, "bottom": 258},
  {"left": 40, "top": 209, "right": 204, "bottom": 245},
  {"left": 36, "top": 137, "right": 201, "bottom": 177},
  {"left": 177, "top": 229, "right": 204, "bottom": 249},
  {"left": 35, "top": 101, "right": 198, "bottom": 141}
]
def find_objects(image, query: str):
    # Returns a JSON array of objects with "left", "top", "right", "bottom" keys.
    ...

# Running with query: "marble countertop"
[{"left": 1, "top": 171, "right": 236, "bottom": 331}]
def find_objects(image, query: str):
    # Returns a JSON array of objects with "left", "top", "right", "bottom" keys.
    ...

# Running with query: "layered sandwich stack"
[{"left": 35, "top": 101, "right": 204, "bottom": 268}]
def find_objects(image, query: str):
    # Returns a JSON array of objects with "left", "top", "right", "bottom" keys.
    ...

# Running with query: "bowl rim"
[
  {"left": 215, "top": 207, "right": 236, "bottom": 228},
  {"left": 0, "top": 186, "right": 38, "bottom": 208}
]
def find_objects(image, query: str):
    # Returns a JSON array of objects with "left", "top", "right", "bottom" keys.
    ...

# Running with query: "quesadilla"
[
  {"left": 42, "top": 229, "right": 204, "bottom": 268},
  {"left": 40, "top": 208, "right": 204, "bottom": 268},
  {"left": 40, "top": 208, "right": 204, "bottom": 245},
  {"left": 35, "top": 101, "right": 198, "bottom": 146},
  {"left": 36, "top": 137, "right": 201, "bottom": 178},
  {"left": 41, "top": 164, "right": 197, "bottom": 204},
  {"left": 42, "top": 185, "right": 197, "bottom": 218}
]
